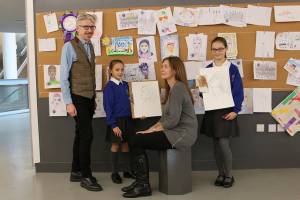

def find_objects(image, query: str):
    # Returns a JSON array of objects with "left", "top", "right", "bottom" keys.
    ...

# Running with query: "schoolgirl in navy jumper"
[
  {"left": 103, "top": 60, "right": 134, "bottom": 184},
  {"left": 199, "top": 37, "right": 244, "bottom": 188}
]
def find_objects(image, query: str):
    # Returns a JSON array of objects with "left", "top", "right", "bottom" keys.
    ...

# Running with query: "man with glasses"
[{"left": 60, "top": 13, "right": 102, "bottom": 191}]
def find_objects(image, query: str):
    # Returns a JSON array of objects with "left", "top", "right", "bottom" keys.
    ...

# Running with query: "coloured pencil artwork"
[
  {"left": 271, "top": 88, "right": 300, "bottom": 136},
  {"left": 186, "top": 34, "right": 208, "bottom": 61},
  {"left": 160, "top": 34, "right": 179, "bottom": 59},
  {"left": 275, "top": 32, "right": 300, "bottom": 50},
  {"left": 173, "top": 7, "right": 198, "bottom": 27},
  {"left": 155, "top": 7, "right": 177, "bottom": 36},
  {"left": 106, "top": 36, "right": 134, "bottom": 56},
  {"left": 138, "top": 10, "right": 157, "bottom": 35},
  {"left": 136, "top": 36, "right": 157, "bottom": 63},
  {"left": 49, "top": 92, "right": 67, "bottom": 117},
  {"left": 116, "top": 9, "right": 140, "bottom": 30},
  {"left": 44, "top": 65, "right": 61, "bottom": 89},
  {"left": 123, "top": 63, "right": 156, "bottom": 82}
]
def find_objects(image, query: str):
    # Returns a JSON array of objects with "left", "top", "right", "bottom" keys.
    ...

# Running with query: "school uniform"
[
  {"left": 103, "top": 77, "right": 132, "bottom": 143},
  {"left": 200, "top": 60, "right": 244, "bottom": 138}
]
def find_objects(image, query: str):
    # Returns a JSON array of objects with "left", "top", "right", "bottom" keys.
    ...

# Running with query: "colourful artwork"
[
  {"left": 49, "top": 92, "right": 67, "bottom": 117},
  {"left": 272, "top": 88, "right": 300, "bottom": 136},
  {"left": 106, "top": 36, "right": 134, "bottom": 56},
  {"left": 186, "top": 34, "right": 208, "bottom": 61},
  {"left": 156, "top": 7, "right": 177, "bottom": 36},
  {"left": 138, "top": 10, "right": 156, "bottom": 35},
  {"left": 44, "top": 65, "right": 60, "bottom": 89},
  {"left": 116, "top": 9, "right": 140, "bottom": 30},
  {"left": 173, "top": 7, "right": 198, "bottom": 27},
  {"left": 160, "top": 34, "right": 179, "bottom": 59},
  {"left": 123, "top": 63, "right": 156, "bottom": 82},
  {"left": 136, "top": 36, "right": 157, "bottom": 63}
]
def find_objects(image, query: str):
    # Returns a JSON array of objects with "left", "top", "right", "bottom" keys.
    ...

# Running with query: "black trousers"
[
  {"left": 128, "top": 130, "right": 173, "bottom": 157},
  {"left": 71, "top": 94, "right": 95, "bottom": 177}
]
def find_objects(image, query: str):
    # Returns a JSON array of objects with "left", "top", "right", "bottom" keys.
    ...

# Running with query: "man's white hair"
[{"left": 76, "top": 13, "right": 97, "bottom": 26}]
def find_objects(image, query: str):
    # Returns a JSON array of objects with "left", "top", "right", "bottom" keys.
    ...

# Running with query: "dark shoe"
[
  {"left": 214, "top": 175, "right": 225, "bottom": 186},
  {"left": 223, "top": 176, "right": 235, "bottom": 188},
  {"left": 111, "top": 173, "right": 122, "bottom": 184},
  {"left": 80, "top": 177, "right": 103, "bottom": 191},
  {"left": 123, "top": 154, "right": 152, "bottom": 198},
  {"left": 123, "top": 171, "right": 135, "bottom": 179},
  {"left": 122, "top": 183, "right": 152, "bottom": 198},
  {"left": 121, "top": 181, "right": 138, "bottom": 192},
  {"left": 70, "top": 171, "right": 82, "bottom": 182}
]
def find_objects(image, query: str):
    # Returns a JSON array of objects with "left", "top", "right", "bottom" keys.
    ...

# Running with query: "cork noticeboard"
[{"left": 35, "top": 2, "right": 300, "bottom": 98}]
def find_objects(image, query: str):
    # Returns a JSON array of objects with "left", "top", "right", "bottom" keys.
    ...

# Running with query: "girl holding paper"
[
  {"left": 199, "top": 37, "right": 244, "bottom": 188},
  {"left": 122, "top": 56, "right": 198, "bottom": 198}
]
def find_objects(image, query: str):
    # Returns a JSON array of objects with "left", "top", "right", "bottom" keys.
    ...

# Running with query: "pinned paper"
[
  {"left": 43, "top": 13, "right": 59, "bottom": 33},
  {"left": 255, "top": 31, "right": 275, "bottom": 58},
  {"left": 218, "top": 33, "right": 238, "bottom": 59},
  {"left": 253, "top": 61, "right": 277, "bottom": 80},
  {"left": 173, "top": 7, "right": 198, "bottom": 27},
  {"left": 253, "top": 88, "right": 272, "bottom": 113},
  {"left": 156, "top": 7, "right": 177, "bottom": 36},
  {"left": 138, "top": 10, "right": 156, "bottom": 35},
  {"left": 136, "top": 36, "right": 157, "bottom": 63},
  {"left": 49, "top": 92, "right": 67, "bottom": 117},
  {"left": 38, "top": 38, "right": 56, "bottom": 52},
  {"left": 246, "top": 5, "right": 272, "bottom": 26},
  {"left": 116, "top": 9, "right": 140, "bottom": 30}
]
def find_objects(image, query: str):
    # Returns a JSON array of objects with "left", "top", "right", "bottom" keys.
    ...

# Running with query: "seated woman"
[{"left": 122, "top": 56, "right": 198, "bottom": 198}]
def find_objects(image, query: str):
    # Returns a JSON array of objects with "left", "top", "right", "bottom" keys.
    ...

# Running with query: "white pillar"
[{"left": 2, "top": 32, "right": 18, "bottom": 79}]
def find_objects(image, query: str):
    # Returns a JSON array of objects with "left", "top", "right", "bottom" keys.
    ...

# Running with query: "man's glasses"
[
  {"left": 211, "top": 47, "right": 225, "bottom": 52},
  {"left": 78, "top": 25, "right": 96, "bottom": 31}
]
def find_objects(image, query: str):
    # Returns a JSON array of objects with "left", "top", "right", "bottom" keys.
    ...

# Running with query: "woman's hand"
[
  {"left": 223, "top": 112, "right": 237, "bottom": 120},
  {"left": 136, "top": 122, "right": 164, "bottom": 134},
  {"left": 113, "top": 127, "right": 122, "bottom": 138}
]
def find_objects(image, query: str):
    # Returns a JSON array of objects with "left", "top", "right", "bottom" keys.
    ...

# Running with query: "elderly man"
[{"left": 60, "top": 13, "right": 102, "bottom": 191}]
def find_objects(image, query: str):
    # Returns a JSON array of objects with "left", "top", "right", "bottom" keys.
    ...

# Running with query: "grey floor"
[{"left": 1, "top": 113, "right": 300, "bottom": 200}]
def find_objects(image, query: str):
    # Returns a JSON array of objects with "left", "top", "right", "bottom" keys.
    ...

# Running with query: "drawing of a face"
[
  {"left": 179, "top": 9, "right": 194, "bottom": 23},
  {"left": 48, "top": 65, "right": 57, "bottom": 81},
  {"left": 139, "top": 40, "right": 150, "bottom": 54},
  {"left": 139, "top": 63, "right": 149, "bottom": 78},
  {"left": 166, "top": 41, "right": 175, "bottom": 55}
]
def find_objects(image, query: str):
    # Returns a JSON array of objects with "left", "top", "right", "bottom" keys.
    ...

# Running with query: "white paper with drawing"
[
  {"left": 38, "top": 38, "right": 56, "bottom": 52},
  {"left": 155, "top": 7, "right": 177, "bottom": 36},
  {"left": 43, "top": 13, "right": 59, "bottom": 33},
  {"left": 87, "top": 11, "right": 103, "bottom": 37},
  {"left": 246, "top": 5, "right": 272, "bottom": 26},
  {"left": 239, "top": 88, "right": 253, "bottom": 114},
  {"left": 286, "top": 73, "right": 300, "bottom": 87},
  {"left": 284, "top": 58, "right": 300, "bottom": 78},
  {"left": 253, "top": 61, "right": 277, "bottom": 80},
  {"left": 229, "top": 59, "right": 243, "bottom": 77},
  {"left": 138, "top": 10, "right": 156, "bottom": 35},
  {"left": 173, "top": 7, "right": 198, "bottom": 27},
  {"left": 221, "top": 5, "right": 247, "bottom": 27},
  {"left": 253, "top": 88, "right": 272, "bottom": 113},
  {"left": 198, "top": 7, "right": 225, "bottom": 25},
  {"left": 123, "top": 63, "right": 156, "bottom": 82},
  {"left": 94, "top": 92, "right": 106, "bottom": 118},
  {"left": 199, "top": 66, "right": 234, "bottom": 111},
  {"left": 91, "top": 36, "right": 101, "bottom": 56},
  {"left": 184, "top": 61, "right": 206, "bottom": 80},
  {"left": 95, "top": 65, "right": 102, "bottom": 90},
  {"left": 191, "top": 88, "right": 205, "bottom": 114},
  {"left": 255, "top": 31, "right": 275, "bottom": 58},
  {"left": 49, "top": 92, "right": 67, "bottom": 117},
  {"left": 130, "top": 81, "right": 162, "bottom": 118},
  {"left": 276, "top": 32, "right": 300, "bottom": 50},
  {"left": 186, "top": 34, "right": 208, "bottom": 61},
  {"left": 44, "top": 65, "right": 61, "bottom": 89},
  {"left": 116, "top": 9, "right": 140, "bottom": 30},
  {"left": 217, "top": 33, "right": 238, "bottom": 59},
  {"left": 160, "top": 34, "right": 179, "bottom": 59},
  {"left": 136, "top": 36, "right": 157, "bottom": 63},
  {"left": 274, "top": 6, "right": 300, "bottom": 22}
]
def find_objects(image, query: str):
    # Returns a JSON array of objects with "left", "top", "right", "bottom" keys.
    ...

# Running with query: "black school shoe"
[
  {"left": 214, "top": 175, "right": 225, "bottom": 186},
  {"left": 223, "top": 176, "right": 235, "bottom": 188},
  {"left": 80, "top": 177, "right": 103, "bottom": 191},
  {"left": 111, "top": 172, "right": 123, "bottom": 184}
]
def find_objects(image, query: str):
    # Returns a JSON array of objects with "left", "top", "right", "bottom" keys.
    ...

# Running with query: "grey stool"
[{"left": 159, "top": 148, "right": 192, "bottom": 195}]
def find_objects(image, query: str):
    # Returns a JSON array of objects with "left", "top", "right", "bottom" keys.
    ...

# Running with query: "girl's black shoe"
[
  {"left": 214, "top": 175, "right": 225, "bottom": 186},
  {"left": 223, "top": 176, "right": 235, "bottom": 188},
  {"left": 111, "top": 173, "right": 122, "bottom": 184}
]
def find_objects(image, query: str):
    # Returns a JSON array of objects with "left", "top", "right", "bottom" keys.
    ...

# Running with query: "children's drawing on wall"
[
  {"left": 138, "top": 10, "right": 156, "bottom": 35},
  {"left": 229, "top": 59, "right": 244, "bottom": 77},
  {"left": 253, "top": 61, "right": 277, "bottom": 80},
  {"left": 284, "top": 58, "right": 300, "bottom": 78},
  {"left": 255, "top": 31, "right": 275, "bottom": 58},
  {"left": 191, "top": 88, "right": 205, "bottom": 114},
  {"left": 49, "top": 92, "right": 67, "bottom": 117},
  {"left": 160, "top": 34, "right": 179, "bottom": 59},
  {"left": 198, "top": 6, "right": 225, "bottom": 25},
  {"left": 239, "top": 88, "right": 253, "bottom": 114},
  {"left": 95, "top": 64, "right": 102, "bottom": 91},
  {"left": 275, "top": 32, "right": 300, "bottom": 50},
  {"left": 217, "top": 32, "right": 238, "bottom": 59},
  {"left": 173, "top": 7, "right": 198, "bottom": 27},
  {"left": 186, "top": 34, "right": 208, "bottom": 61},
  {"left": 106, "top": 36, "right": 134, "bottom": 56},
  {"left": 136, "top": 36, "right": 157, "bottom": 63},
  {"left": 116, "top": 9, "right": 140, "bottom": 30},
  {"left": 44, "top": 65, "right": 60, "bottom": 89},
  {"left": 156, "top": 7, "right": 177, "bottom": 36},
  {"left": 221, "top": 5, "right": 247, "bottom": 27},
  {"left": 93, "top": 92, "right": 106, "bottom": 118},
  {"left": 274, "top": 6, "right": 300, "bottom": 22},
  {"left": 123, "top": 63, "right": 156, "bottom": 82}
]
